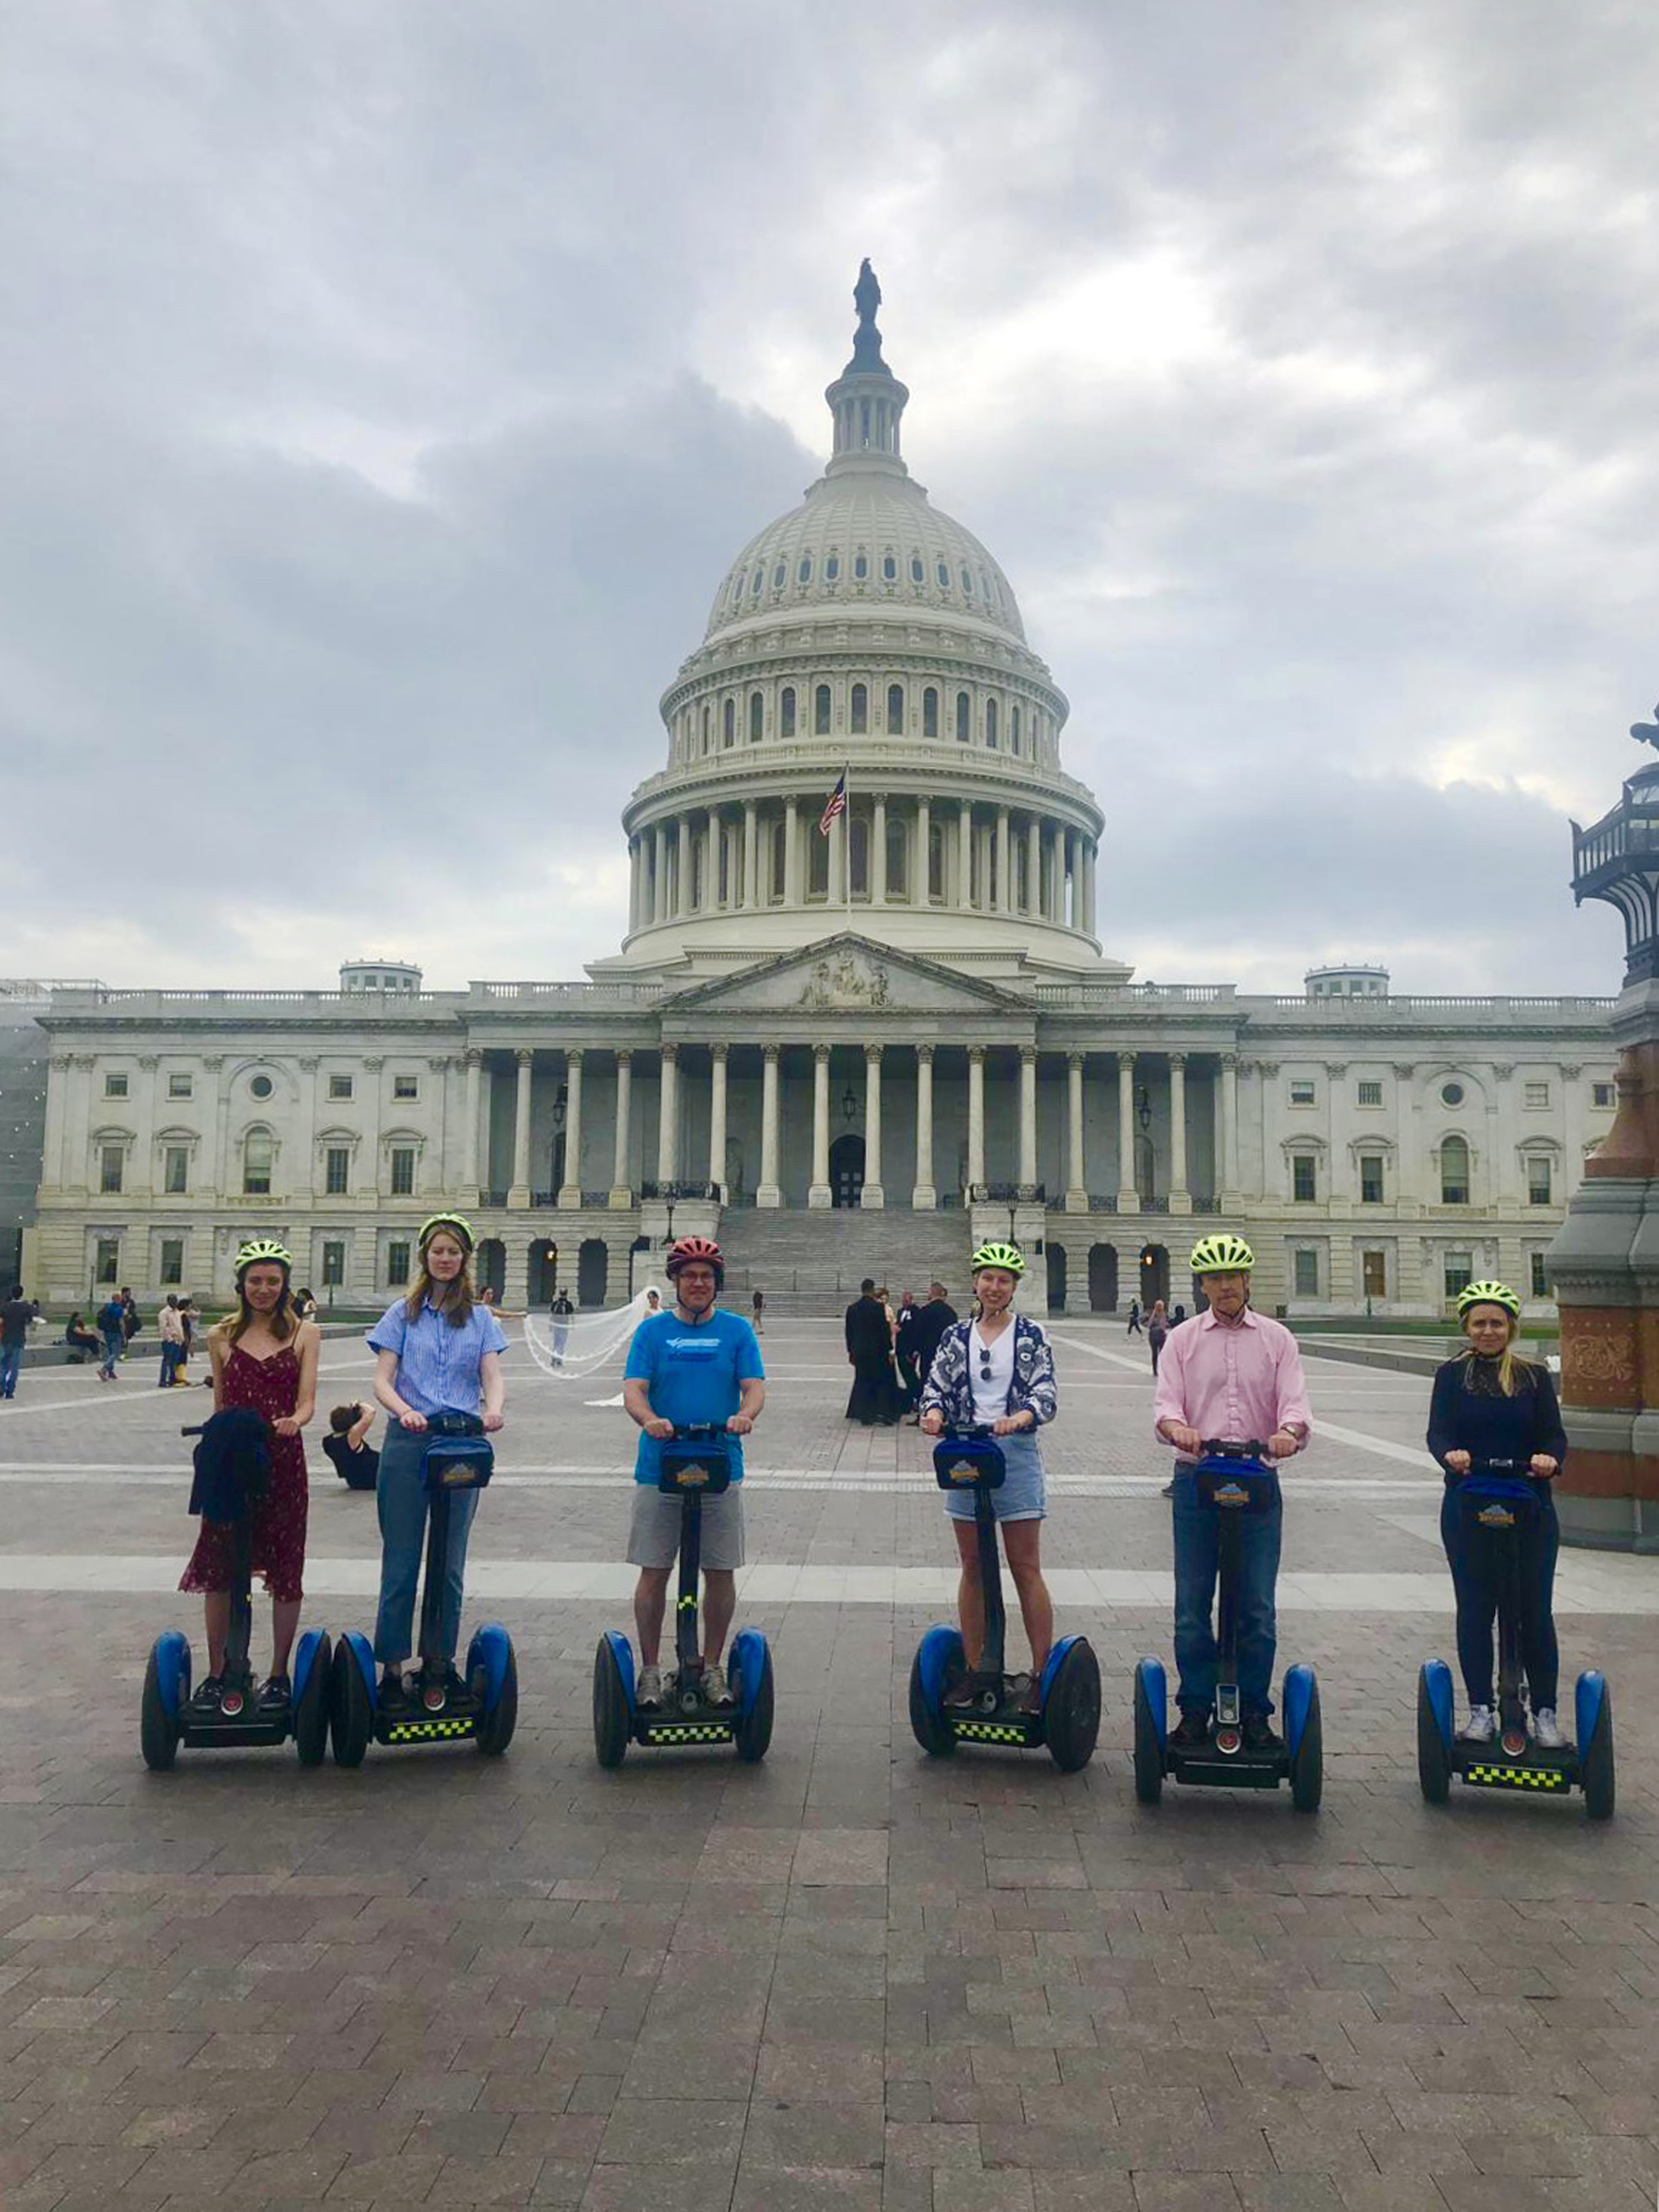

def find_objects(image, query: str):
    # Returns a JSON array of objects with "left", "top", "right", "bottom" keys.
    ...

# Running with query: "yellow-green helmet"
[
  {"left": 417, "top": 1211, "right": 474, "bottom": 1255},
  {"left": 1456, "top": 1279, "right": 1520, "bottom": 1319},
  {"left": 1190, "top": 1233, "right": 1254, "bottom": 1275},
  {"left": 971, "top": 1240, "right": 1027, "bottom": 1277},
  {"left": 234, "top": 1238, "right": 292, "bottom": 1274}
]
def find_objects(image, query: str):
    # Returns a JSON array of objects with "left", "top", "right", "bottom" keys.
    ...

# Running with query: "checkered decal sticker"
[
  {"left": 1465, "top": 1763, "right": 1569, "bottom": 1789},
  {"left": 952, "top": 1721, "right": 1032, "bottom": 1745},
  {"left": 385, "top": 1718, "right": 476, "bottom": 1742},
  {"left": 643, "top": 1723, "right": 735, "bottom": 1744}
]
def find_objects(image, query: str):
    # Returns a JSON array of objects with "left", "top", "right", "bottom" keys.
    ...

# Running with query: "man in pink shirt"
[{"left": 1152, "top": 1235, "right": 1313, "bottom": 1754}]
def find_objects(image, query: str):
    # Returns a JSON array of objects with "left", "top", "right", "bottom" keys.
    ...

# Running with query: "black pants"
[{"left": 1439, "top": 1481, "right": 1559, "bottom": 1710}]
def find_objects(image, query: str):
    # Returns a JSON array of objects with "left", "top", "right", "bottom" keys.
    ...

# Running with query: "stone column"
[
  {"left": 610, "top": 1050, "right": 634, "bottom": 1206},
  {"left": 967, "top": 1046, "right": 986, "bottom": 1191},
  {"left": 863, "top": 1043, "right": 885, "bottom": 1208},
  {"left": 1019, "top": 1045, "right": 1038, "bottom": 1188},
  {"left": 808, "top": 1044, "right": 831, "bottom": 1208},
  {"left": 1118, "top": 1051, "right": 1139, "bottom": 1212},
  {"left": 1169, "top": 1052, "right": 1190, "bottom": 1212},
  {"left": 958, "top": 801, "right": 973, "bottom": 911},
  {"left": 916, "top": 797, "right": 930, "bottom": 904},
  {"left": 995, "top": 808, "right": 1011, "bottom": 912},
  {"left": 463, "top": 1050, "right": 482, "bottom": 1202},
  {"left": 40, "top": 1056, "right": 69, "bottom": 1196},
  {"left": 872, "top": 794, "right": 887, "bottom": 905},
  {"left": 653, "top": 824, "right": 668, "bottom": 923},
  {"left": 784, "top": 797, "right": 801, "bottom": 905},
  {"left": 912, "top": 1045, "right": 936, "bottom": 1209},
  {"left": 508, "top": 1048, "right": 534, "bottom": 1209},
  {"left": 656, "top": 1045, "right": 679, "bottom": 1183},
  {"left": 1025, "top": 816, "right": 1041, "bottom": 916},
  {"left": 977, "top": 819, "right": 993, "bottom": 912},
  {"left": 1066, "top": 1051, "right": 1086, "bottom": 1210},
  {"left": 627, "top": 839, "right": 640, "bottom": 932},
  {"left": 757, "top": 1046, "right": 782, "bottom": 1208},
  {"left": 557, "top": 1049, "right": 583, "bottom": 1208},
  {"left": 1050, "top": 825, "right": 1066, "bottom": 923},
  {"left": 676, "top": 817, "right": 692, "bottom": 917},
  {"left": 1084, "top": 841, "right": 1098, "bottom": 937},
  {"left": 1220, "top": 1054, "right": 1240, "bottom": 1202},
  {"left": 708, "top": 1045, "right": 728, "bottom": 1200},
  {"left": 742, "top": 801, "right": 758, "bottom": 910}
]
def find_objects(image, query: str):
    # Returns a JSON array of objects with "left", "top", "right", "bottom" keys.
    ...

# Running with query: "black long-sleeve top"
[{"left": 1425, "top": 1354, "right": 1567, "bottom": 1478}]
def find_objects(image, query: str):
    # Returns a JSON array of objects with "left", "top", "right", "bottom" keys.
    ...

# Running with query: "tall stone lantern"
[{"left": 1550, "top": 707, "right": 1659, "bottom": 1548}]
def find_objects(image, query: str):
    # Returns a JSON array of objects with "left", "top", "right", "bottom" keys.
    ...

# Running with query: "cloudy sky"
[{"left": 5, "top": 1, "right": 1654, "bottom": 993}]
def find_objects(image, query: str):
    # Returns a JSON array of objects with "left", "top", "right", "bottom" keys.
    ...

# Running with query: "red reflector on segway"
[
  {"left": 1500, "top": 1728, "right": 1528, "bottom": 1758},
  {"left": 1215, "top": 1727, "right": 1241, "bottom": 1756}
]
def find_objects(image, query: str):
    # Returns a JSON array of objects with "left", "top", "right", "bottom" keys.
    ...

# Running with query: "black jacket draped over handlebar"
[{"left": 1425, "top": 1353, "right": 1567, "bottom": 1478}]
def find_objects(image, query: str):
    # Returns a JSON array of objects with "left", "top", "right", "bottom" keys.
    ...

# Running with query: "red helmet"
[{"left": 665, "top": 1235, "right": 724, "bottom": 1286}]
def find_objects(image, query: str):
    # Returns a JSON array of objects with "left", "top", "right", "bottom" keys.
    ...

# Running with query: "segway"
[
  {"left": 593, "top": 1424, "right": 773, "bottom": 1765},
  {"left": 1133, "top": 1440, "right": 1321, "bottom": 1810},
  {"left": 908, "top": 1428, "right": 1100, "bottom": 1771},
  {"left": 330, "top": 1411, "right": 517, "bottom": 1763},
  {"left": 1417, "top": 1460, "right": 1613, "bottom": 1818},
  {"left": 141, "top": 1420, "right": 331, "bottom": 1770}
]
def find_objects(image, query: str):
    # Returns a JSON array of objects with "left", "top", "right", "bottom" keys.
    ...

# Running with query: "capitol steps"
[{"left": 715, "top": 1206, "right": 976, "bottom": 1314}]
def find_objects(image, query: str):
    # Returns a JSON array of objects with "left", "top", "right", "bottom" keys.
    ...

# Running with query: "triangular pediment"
[{"left": 660, "top": 933, "right": 1031, "bottom": 1016}]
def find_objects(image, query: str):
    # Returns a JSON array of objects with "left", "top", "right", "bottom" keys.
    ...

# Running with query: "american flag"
[{"left": 818, "top": 771, "right": 847, "bottom": 835}]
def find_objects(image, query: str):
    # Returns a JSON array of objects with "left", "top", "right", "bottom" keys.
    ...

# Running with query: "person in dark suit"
[
  {"left": 903, "top": 1281, "right": 958, "bottom": 1422},
  {"left": 845, "top": 1279, "right": 896, "bottom": 1424}
]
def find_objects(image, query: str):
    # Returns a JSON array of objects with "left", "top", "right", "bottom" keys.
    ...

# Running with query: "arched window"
[
  {"left": 780, "top": 686, "right": 796, "bottom": 740},
  {"left": 809, "top": 828, "right": 830, "bottom": 897},
  {"left": 923, "top": 687, "right": 938, "bottom": 740},
  {"left": 770, "top": 819, "right": 786, "bottom": 901},
  {"left": 882, "top": 553, "right": 897, "bottom": 581},
  {"left": 937, "top": 560, "right": 951, "bottom": 589},
  {"left": 986, "top": 699, "right": 999, "bottom": 748},
  {"left": 928, "top": 823, "right": 944, "bottom": 901},
  {"left": 814, "top": 684, "right": 831, "bottom": 735},
  {"left": 853, "top": 552, "right": 869, "bottom": 581},
  {"left": 749, "top": 691, "right": 763, "bottom": 742},
  {"left": 751, "top": 566, "right": 763, "bottom": 596},
  {"left": 910, "top": 553, "right": 924, "bottom": 583},
  {"left": 242, "top": 1128, "right": 273, "bottom": 1196},
  {"left": 772, "top": 561, "right": 786, "bottom": 588},
  {"left": 798, "top": 554, "right": 812, "bottom": 584},
  {"left": 722, "top": 697, "right": 735, "bottom": 746},
  {"left": 826, "top": 553, "right": 840, "bottom": 581},
  {"left": 887, "top": 683, "right": 904, "bottom": 734},
  {"left": 849, "top": 817, "right": 869, "bottom": 895},
  {"left": 850, "top": 683, "right": 868, "bottom": 734},
  {"left": 956, "top": 691, "right": 970, "bottom": 742},
  {"left": 886, "top": 814, "right": 907, "bottom": 896},
  {"left": 1440, "top": 1135, "right": 1471, "bottom": 1206},
  {"left": 961, "top": 566, "right": 974, "bottom": 594},
  {"left": 1011, "top": 705, "right": 1021, "bottom": 754}
]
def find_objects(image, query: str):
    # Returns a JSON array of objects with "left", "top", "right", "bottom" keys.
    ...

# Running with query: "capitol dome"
[{"left": 603, "top": 265, "right": 1118, "bottom": 983}]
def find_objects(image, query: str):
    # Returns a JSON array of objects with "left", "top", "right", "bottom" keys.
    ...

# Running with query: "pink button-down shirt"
[{"left": 1151, "top": 1306, "right": 1313, "bottom": 1457}]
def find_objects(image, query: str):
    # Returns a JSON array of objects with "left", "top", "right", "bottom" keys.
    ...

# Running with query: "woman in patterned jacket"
[{"left": 920, "top": 1241, "right": 1058, "bottom": 1710}]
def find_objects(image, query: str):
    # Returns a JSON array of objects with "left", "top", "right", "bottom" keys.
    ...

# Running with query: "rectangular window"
[
  {"left": 1530, "top": 1251, "right": 1549, "bottom": 1298},
  {"left": 1593, "top": 1081, "right": 1615, "bottom": 1109},
  {"left": 1524, "top": 1081, "right": 1550, "bottom": 1109},
  {"left": 104, "top": 1071, "right": 128, "bottom": 1098},
  {"left": 1359, "top": 1154, "right": 1384, "bottom": 1204},
  {"left": 94, "top": 1236, "right": 119, "bottom": 1284},
  {"left": 1289, "top": 1079, "right": 1316, "bottom": 1106},
  {"left": 167, "top": 1073, "right": 193, "bottom": 1099},
  {"left": 392, "top": 1074, "right": 418, "bottom": 1100},
  {"left": 321, "top": 1240, "right": 346, "bottom": 1288},
  {"left": 325, "top": 1146, "right": 350, "bottom": 1196},
  {"left": 1292, "top": 1154, "right": 1317, "bottom": 1202},
  {"left": 1356, "top": 1079, "right": 1383, "bottom": 1107},
  {"left": 1362, "top": 1249, "right": 1388, "bottom": 1300},
  {"left": 390, "top": 1146, "right": 416, "bottom": 1197},
  {"left": 163, "top": 1146, "right": 188, "bottom": 1195},
  {"left": 328, "top": 1075, "right": 354, "bottom": 1101},
  {"left": 387, "top": 1240, "right": 411, "bottom": 1288},
  {"left": 1528, "top": 1155, "right": 1553, "bottom": 1206},
  {"left": 100, "top": 1144, "right": 124, "bottom": 1194},
  {"left": 1293, "top": 1249, "right": 1319, "bottom": 1298},
  {"left": 1444, "top": 1253, "right": 1473, "bottom": 1302},
  {"left": 159, "top": 1237, "right": 184, "bottom": 1286}
]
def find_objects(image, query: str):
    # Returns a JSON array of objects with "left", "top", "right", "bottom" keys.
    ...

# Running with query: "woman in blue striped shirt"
[{"left": 368, "top": 1212, "right": 506, "bottom": 1710}]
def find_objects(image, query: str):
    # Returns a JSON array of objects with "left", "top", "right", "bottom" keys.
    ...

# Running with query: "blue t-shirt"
[{"left": 624, "top": 1308, "right": 764, "bottom": 1485}]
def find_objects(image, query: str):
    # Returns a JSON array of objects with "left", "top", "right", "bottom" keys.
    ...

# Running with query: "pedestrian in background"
[
  {"left": 845, "top": 1278, "right": 897, "bottom": 1425},
  {"left": 751, "top": 1287, "right": 764, "bottom": 1335},
  {"left": 1147, "top": 1298, "right": 1170, "bottom": 1376},
  {"left": 1127, "top": 1297, "right": 1142, "bottom": 1336},
  {"left": 96, "top": 1291, "right": 126, "bottom": 1381},
  {"left": 550, "top": 1286, "right": 574, "bottom": 1367},
  {"left": 158, "top": 1294, "right": 186, "bottom": 1388},
  {"left": 895, "top": 1290, "right": 922, "bottom": 1413},
  {"left": 0, "top": 1284, "right": 36, "bottom": 1401}
]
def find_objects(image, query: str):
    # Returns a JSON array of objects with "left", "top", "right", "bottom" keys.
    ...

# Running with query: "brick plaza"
[{"left": 1, "top": 1316, "right": 1657, "bottom": 2211}]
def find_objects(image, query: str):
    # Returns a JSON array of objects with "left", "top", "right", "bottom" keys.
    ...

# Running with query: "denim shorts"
[{"left": 943, "top": 1428, "right": 1046, "bottom": 1523}]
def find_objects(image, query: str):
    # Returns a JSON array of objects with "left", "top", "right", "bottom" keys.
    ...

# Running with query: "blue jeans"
[
  {"left": 98, "top": 1330, "right": 123, "bottom": 1378},
  {"left": 1172, "top": 1466, "right": 1282, "bottom": 1718},
  {"left": 0, "top": 1343, "right": 20, "bottom": 1397},
  {"left": 1439, "top": 1481, "right": 1559, "bottom": 1710},
  {"left": 158, "top": 1342, "right": 183, "bottom": 1387},
  {"left": 373, "top": 1421, "right": 480, "bottom": 1664}
]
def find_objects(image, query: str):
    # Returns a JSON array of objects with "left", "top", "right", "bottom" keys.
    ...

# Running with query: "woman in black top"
[{"left": 1425, "top": 1281, "right": 1567, "bottom": 1748}]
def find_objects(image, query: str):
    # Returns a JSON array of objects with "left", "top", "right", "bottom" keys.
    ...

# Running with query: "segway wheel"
[
  {"left": 140, "top": 1639, "right": 184, "bottom": 1772},
  {"left": 476, "top": 1643, "right": 518, "bottom": 1758},
  {"left": 1415, "top": 1664, "right": 1451, "bottom": 1805},
  {"left": 733, "top": 1641, "right": 774, "bottom": 1764},
  {"left": 1132, "top": 1661, "right": 1164, "bottom": 1805},
  {"left": 293, "top": 1631, "right": 332, "bottom": 1767},
  {"left": 1581, "top": 1682, "right": 1615, "bottom": 1822},
  {"left": 1289, "top": 1677, "right": 1323, "bottom": 1813},
  {"left": 330, "top": 1639, "right": 373, "bottom": 1769},
  {"left": 908, "top": 1640, "right": 959, "bottom": 1758},
  {"left": 1044, "top": 1639, "right": 1102, "bottom": 1774},
  {"left": 593, "top": 1637, "right": 630, "bottom": 1769}
]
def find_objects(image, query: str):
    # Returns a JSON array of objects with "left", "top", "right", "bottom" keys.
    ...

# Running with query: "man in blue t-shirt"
[{"left": 622, "top": 1236, "right": 764, "bottom": 1708}]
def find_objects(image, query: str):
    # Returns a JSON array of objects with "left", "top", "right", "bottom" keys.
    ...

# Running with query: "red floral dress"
[{"left": 179, "top": 1342, "right": 309, "bottom": 1603}]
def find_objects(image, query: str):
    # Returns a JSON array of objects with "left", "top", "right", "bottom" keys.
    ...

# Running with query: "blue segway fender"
[
  {"left": 340, "top": 1629, "right": 378, "bottom": 1712},
  {"left": 1575, "top": 1669, "right": 1607, "bottom": 1752},
  {"left": 916, "top": 1623, "right": 964, "bottom": 1718},
  {"left": 1422, "top": 1658, "right": 1455, "bottom": 1753},
  {"left": 601, "top": 1629, "right": 636, "bottom": 1714},
  {"left": 1135, "top": 1655, "right": 1169, "bottom": 1751},
  {"left": 1038, "top": 1633, "right": 1087, "bottom": 1712},
  {"left": 730, "top": 1626, "right": 766, "bottom": 1721},
  {"left": 465, "top": 1624, "right": 514, "bottom": 1712},
  {"left": 292, "top": 1628, "right": 326, "bottom": 1711},
  {"left": 1281, "top": 1663, "right": 1317, "bottom": 1759},
  {"left": 152, "top": 1629, "right": 190, "bottom": 1719}
]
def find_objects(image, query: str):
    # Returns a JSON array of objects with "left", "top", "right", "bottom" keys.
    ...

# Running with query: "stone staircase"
[{"left": 717, "top": 1206, "right": 978, "bottom": 1314}]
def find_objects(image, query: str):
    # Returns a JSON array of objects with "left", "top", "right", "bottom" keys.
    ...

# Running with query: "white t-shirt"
[{"left": 969, "top": 1321, "right": 1016, "bottom": 1426}]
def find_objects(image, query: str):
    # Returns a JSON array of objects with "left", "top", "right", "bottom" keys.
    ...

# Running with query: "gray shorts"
[{"left": 626, "top": 1484, "right": 746, "bottom": 1570}]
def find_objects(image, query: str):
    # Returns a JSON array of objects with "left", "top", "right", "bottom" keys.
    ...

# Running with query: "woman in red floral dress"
[{"left": 180, "top": 1239, "right": 321, "bottom": 1713}]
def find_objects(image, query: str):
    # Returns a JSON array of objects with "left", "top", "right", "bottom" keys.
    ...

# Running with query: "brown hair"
[
  {"left": 405, "top": 1233, "right": 476, "bottom": 1329},
  {"left": 218, "top": 1267, "right": 297, "bottom": 1348},
  {"left": 329, "top": 1403, "right": 360, "bottom": 1432}
]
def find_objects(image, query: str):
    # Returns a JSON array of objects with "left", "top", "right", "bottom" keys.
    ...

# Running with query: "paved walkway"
[{"left": 1, "top": 1316, "right": 1656, "bottom": 2210}]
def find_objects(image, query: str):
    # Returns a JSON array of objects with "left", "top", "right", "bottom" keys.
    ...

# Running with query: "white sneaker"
[
  {"left": 1459, "top": 1704, "right": 1495, "bottom": 1743},
  {"left": 1532, "top": 1707, "right": 1564, "bottom": 1750},
  {"left": 636, "top": 1664, "right": 664, "bottom": 1707},
  {"left": 702, "top": 1661, "right": 733, "bottom": 1707}
]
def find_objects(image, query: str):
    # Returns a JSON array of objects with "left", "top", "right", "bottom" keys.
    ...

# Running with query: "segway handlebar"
[{"left": 1198, "top": 1438, "right": 1274, "bottom": 1460}]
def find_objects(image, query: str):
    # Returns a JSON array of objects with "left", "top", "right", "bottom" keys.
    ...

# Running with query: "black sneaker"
[
  {"left": 257, "top": 1673, "right": 291, "bottom": 1712},
  {"left": 1242, "top": 1716, "right": 1283, "bottom": 1754},
  {"left": 1169, "top": 1709, "right": 1212, "bottom": 1750},
  {"left": 189, "top": 1675, "right": 224, "bottom": 1715},
  {"left": 378, "top": 1667, "right": 408, "bottom": 1712}
]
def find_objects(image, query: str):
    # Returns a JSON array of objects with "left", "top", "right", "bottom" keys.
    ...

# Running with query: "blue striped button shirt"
[{"left": 367, "top": 1297, "right": 508, "bottom": 1417}]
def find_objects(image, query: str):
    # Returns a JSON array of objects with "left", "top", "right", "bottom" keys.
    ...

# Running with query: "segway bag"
[
  {"left": 1455, "top": 1474, "right": 1539, "bottom": 1533},
  {"left": 658, "top": 1434, "right": 732, "bottom": 1497},
  {"left": 422, "top": 1434, "right": 494, "bottom": 1491},
  {"left": 932, "top": 1434, "right": 1006, "bottom": 1493}
]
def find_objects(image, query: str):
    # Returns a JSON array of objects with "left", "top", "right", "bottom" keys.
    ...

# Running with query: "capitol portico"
[{"left": 21, "top": 271, "right": 1620, "bottom": 1318}]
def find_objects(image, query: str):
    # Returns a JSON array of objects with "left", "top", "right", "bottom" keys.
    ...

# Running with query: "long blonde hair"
[
  {"left": 1458, "top": 1309, "right": 1532, "bottom": 1397},
  {"left": 405, "top": 1237, "right": 476, "bottom": 1329}
]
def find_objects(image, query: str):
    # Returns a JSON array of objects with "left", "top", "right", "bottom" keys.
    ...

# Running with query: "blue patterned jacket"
[{"left": 918, "top": 1314, "right": 1058, "bottom": 1430}]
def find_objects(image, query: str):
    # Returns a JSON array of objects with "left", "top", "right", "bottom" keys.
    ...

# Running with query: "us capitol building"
[{"left": 25, "top": 269, "right": 1618, "bottom": 1318}]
